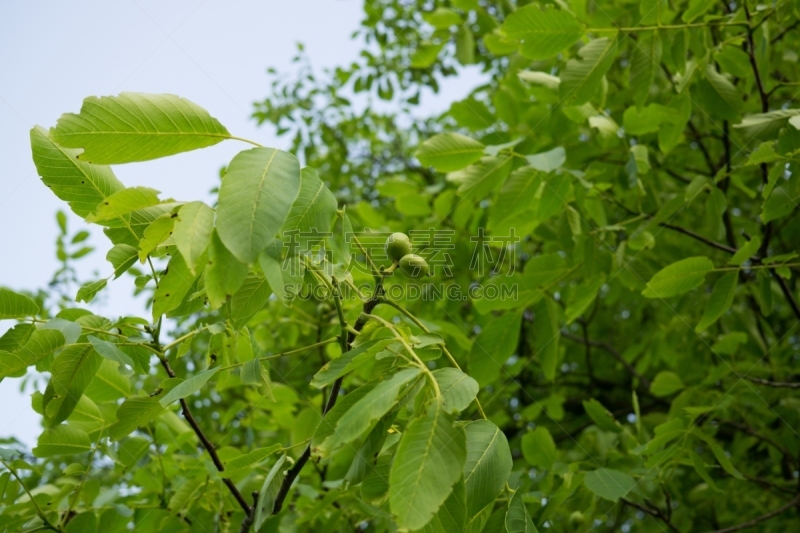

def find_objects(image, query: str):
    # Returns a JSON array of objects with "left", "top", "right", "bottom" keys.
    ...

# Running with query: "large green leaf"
[
  {"left": 559, "top": 36, "right": 619, "bottom": 105},
  {"left": 415, "top": 133, "right": 485, "bottom": 172},
  {"left": 225, "top": 274, "right": 272, "bottom": 330},
  {"left": 761, "top": 185, "right": 800, "bottom": 223},
  {"left": 695, "top": 272, "right": 738, "bottom": 332},
  {"left": 0, "top": 288, "right": 40, "bottom": 319},
  {"left": 51, "top": 93, "right": 230, "bottom": 164},
  {"left": 254, "top": 455, "right": 287, "bottom": 530},
  {"left": 33, "top": 425, "right": 92, "bottom": 457},
  {"left": 0, "top": 329, "right": 66, "bottom": 380},
  {"left": 521, "top": 426, "right": 557, "bottom": 468},
  {"left": 159, "top": 367, "right": 220, "bottom": 407},
  {"left": 216, "top": 147, "right": 301, "bottom": 264},
  {"left": 29, "top": 126, "right": 125, "bottom": 218},
  {"left": 446, "top": 155, "right": 513, "bottom": 200},
  {"left": 281, "top": 167, "right": 338, "bottom": 248},
  {"left": 463, "top": 420, "right": 512, "bottom": 516},
  {"left": 152, "top": 252, "right": 198, "bottom": 320},
  {"left": 204, "top": 230, "right": 248, "bottom": 309},
  {"left": 505, "top": 490, "right": 538, "bottom": 532},
  {"left": 109, "top": 379, "right": 180, "bottom": 440},
  {"left": 583, "top": 468, "right": 637, "bottom": 501},
  {"left": 311, "top": 338, "right": 394, "bottom": 388},
  {"left": 468, "top": 312, "right": 521, "bottom": 387},
  {"left": 173, "top": 201, "right": 215, "bottom": 274},
  {"left": 88, "top": 187, "right": 160, "bottom": 222},
  {"left": 582, "top": 399, "right": 623, "bottom": 433},
  {"left": 389, "top": 400, "right": 466, "bottom": 530},
  {"left": 44, "top": 344, "right": 102, "bottom": 425},
  {"left": 630, "top": 32, "right": 662, "bottom": 107},
  {"left": 642, "top": 256, "right": 714, "bottom": 298},
  {"left": 533, "top": 298, "right": 561, "bottom": 381},
  {"left": 501, "top": 4, "right": 584, "bottom": 60},
  {"left": 433, "top": 368, "right": 479, "bottom": 413}
]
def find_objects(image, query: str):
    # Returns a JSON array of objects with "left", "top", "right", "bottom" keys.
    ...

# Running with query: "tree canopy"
[{"left": 2, "top": 1, "right": 800, "bottom": 532}]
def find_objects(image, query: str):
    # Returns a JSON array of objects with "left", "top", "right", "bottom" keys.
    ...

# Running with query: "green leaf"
[
  {"left": 87, "top": 187, "right": 160, "bottom": 222},
  {"left": 695, "top": 272, "right": 738, "bottom": 332},
  {"left": 734, "top": 109, "right": 800, "bottom": 130},
  {"left": 416, "top": 133, "right": 485, "bottom": 172},
  {"left": 109, "top": 379, "right": 180, "bottom": 440},
  {"left": 281, "top": 167, "right": 338, "bottom": 248},
  {"left": 410, "top": 42, "right": 444, "bottom": 68},
  {"left": 0, "top": 329, "right": 66, "bottom": 380},
  {"left": 423, "top": 8, "right": 461, "bottom": 29},
  {"left": 433, "top": 368, "right": 479, "bottom": 413},
  {"left": 173, "top": 201, "right": 214, "bottom": 274},
  {"left": 505, "top": 490, "right": 538, "bottom": 533},
  {"left": 0, "top": 288, "right": 40, "bottom": 319},
  {"left": 560, "top": 36, "right": 618, "bottom": 105},
  {"left": 584, "top": 468, "right": 636, "bottom": 501},
  {"left": 525, "top": 147, "right": 566, "bottom": 172},
  {"left": 650, "top": 371, "right": 684, "bottom": 397},
  {"left": 682, "top": 0, "right": 715, "bottom": 22},
  {"left": 216, "top": 147, "right": 301, "bottom": 264},
  {"left": 224, "top": 444, "right": 283, "bottom": 474},
  {"left": 159, "top": 367, "right": 220, "bottom": 407},
  {"left": 447, "top": 155, "right": 513, "bottom": 200},
  {"left": 311, "top": 338, "right": 394, "bottom": 389},
  {"left": 225, "top": 274, "right": 272, "bottom": 330},
  {"left": 33, "top": 425, "right": 92, "bottom": 457},
  {"left": 463, "top": 420, "right": 512, "bottom": 516},
  {"left": 88, "top": 336, "right": 135, "bottom": 368},
  {"left": 44, "top": 344, "right": 102, "bottom": 425},
  {"left": 254, "top": 455, "right": 287, "bottom": 530},
  {"left": 106, "top": 244, "right": 138, "bottom": 278},
  {"left": 389, "top": 400, "right": 466, "bottom": 531},
  {"left": 761, "top": 185, "right": 800, "bottom": 223},
  {"left": 75, "top": 279, "right": 108, "bottom": 304},
  {"left": 456, "top": 24, "right": 476, "bottom": 65},
  {"left": 152, "top": 252, "right": 198, "bottom": 320},
  {"left": 204, "top": 229, "right": 248, "bottom": 309},
  {"left": 29, "top": 126, "right": 125, "bottom": 218},
  {"left": 521, "top": 426, "right": 557, "bottom": 468},
  {"left": 693, "top": 430, "right": 745, "bottom": 480},
  {"left": 469, "top": 312, "right": 521, "bottom": 387},
  {"left": 51, "top": 93, "right": 230, "bottom": 163},
  {"left": 564, "top": 275, "right": 605, "bottom": 324},
  {"left": 417, "top": 479, "right": 467, "bottom": 533},
  {"left": 642, "top": 257, "right": 714, "bottom": 298},
  {"left": 630, "top": 32, "right": 662, "bottom": 107},
  {"left": 582, "top": 399, "right": 623, "bottom": 433},
  {"left": 319, "top": 368, "right": 421, "bottom": 456},
  {"left": 518, "top": 71, "right": 561, "bottom": 90},
  {"left": 501, "top": 4, "right": 584, "bottom": 60},
  {"left": 138, "top": 214, "right": 175, "bottom": 261},
  {"left": 699, "top": 66, "right": 742, "bottom": 120},
  {"left": 533, "top": 298, "right": 561, "bottom": 381}
]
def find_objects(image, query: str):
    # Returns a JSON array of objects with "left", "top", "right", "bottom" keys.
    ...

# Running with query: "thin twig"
[
  {"left": 705, "top": 494, "right": 800, "bottom": 533},
  {"left": 561, "top": 332, "right": 650, "bottom": 389},
  {"left": 740, "top": 375, "right": 800, "bottom": 389}
]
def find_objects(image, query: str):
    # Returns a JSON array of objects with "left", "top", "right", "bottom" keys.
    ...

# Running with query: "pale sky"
[{"left": 0, "top": 0, "right": 483, "bottom": 446}]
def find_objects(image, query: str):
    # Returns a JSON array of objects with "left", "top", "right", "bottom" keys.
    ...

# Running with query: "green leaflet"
[
  {"left": 463, "top": 420, "right": 512, "bottom": 516},
  {"left": 173, "top": 201, "right": 215, "bottom": 274},
  {"left": 650, "top": 371, "right": 684, "bottom": 397},
  {"left": 106, "top": 244, "right": 138, "bottom": 278},
  {"left": 311, "top": 338, "right": 394, "bottom": 388},
  {"left": 204, "top": 229, "right": 248, "bottom": 309},
  {"left": 501, "top": 4, "right": 584, "bottom": 60},
  {"left": 109, "top": 378, "right": 181, "bottom": 440},
  {"left": 224, "top": 274, "right": 272, "bottom": 330},
  {"left": 642, "top": 257, "right": 714, "bottom": 298},
  {"left": 152, "top": 252, "right": 198, "bottom": 320},
  {"left": 416, "top": 479, "right": 467, "bottom": 533},
  {"left": 582, "top": 399, "right": 623, "bottom": 433},
  {"left": 389, "top": 400, "right": 466, "bottom": 530},
  {"left": 76, "top": 279, "right": 108, "bottom": 304},
  {"left": 521, "top": 426, "right": 557, "bottom": 469},
  {"left": 583, "top": 468, "right": 637, "bottom": 501},
  {"left": 415, "top": 133, "right": 485, "bottom": 172},
  {"left": 0, "top": 329, "right": 66, "bottom": 380},
  {"left": 695, "top": 272, "right": 738, "bottom": 332},
  {"left": 281, "top": 167, "right": 338, "bottom": 249},
  {"left": 505, "top": 490, "right": 538, "bottom": 532},
  {"left": 33, "top": 424, "right": 92, "bottom": 458},
  {"left": 29, "top": 126, "right": 125, "bottom": 218},
  {"left": 433, "top": 368, "right": 479, "bottom": 414},
  {"left": 254, "top": 455, "right": 287, "bottom": 530},
  {"left": 224, "top": 444, "right": 283, "bottom": 474},
  {"left": 159, "top": 367, "right": 220, "bottom": 407},
  {"left": 216, "top": 147, "right": 301, "bottom": 264},
  {"left": 43, "top": 343, "right": 102, "bottom": 425},
  {"left": 468, "top": 312, "right": 521, "bottom": 387},
  {"left": 630, "top": 32, "right": 662, "bottom": 107},
  {"left": 0, "top": 288, "right": 40, "bottom": 319},
  {"left": 87, "top": 186, "right": 161, "bottom": 222},
  {"left": 88, "top": 336, "right": 135, "bottom": 369},
  {"left": 446, "top": 155, "right": 513, "bottom": 200},
  {"left": 560, "top": 36, "right": 618, "bottom": 105},
  {"left": 51, "top": 93, "right": 231, "bottom": 164}
]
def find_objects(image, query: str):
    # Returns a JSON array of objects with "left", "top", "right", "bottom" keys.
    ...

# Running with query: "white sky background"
[{"left": 0, "top": 0, "right": 484, "bottom": 447}]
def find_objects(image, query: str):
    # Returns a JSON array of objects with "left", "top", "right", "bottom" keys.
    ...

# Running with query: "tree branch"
[
  {"left": 560, "top": 332, "right": 650, "bottom": 389},
  {"left": 740, "top": 375, "right": 800, "bottom": 389},
  {"left": 622, "top": 498, "right": 680, "bottom": 533},
  {"left": 705, "top": 494, "right": 800, "bottom": 533}
]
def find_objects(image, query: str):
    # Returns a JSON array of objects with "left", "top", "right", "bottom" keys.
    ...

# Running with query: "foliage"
[{"left": 3, "top": 1, "right": 800, "bottom": 532}]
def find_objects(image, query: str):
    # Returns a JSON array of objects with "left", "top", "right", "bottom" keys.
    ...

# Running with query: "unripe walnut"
[
  {"left": 399, "top": 254, "right": 429, "bottom": 278},
  {"left": 385, "top": 232, "right": 413, "bottom": 263}
]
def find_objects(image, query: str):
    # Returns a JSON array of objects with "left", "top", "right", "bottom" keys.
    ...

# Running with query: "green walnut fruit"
[
  {"left": 569, "top": 511, "right": 585, "bottom": 528},
  {"left": 399, "top": 254, "right": 429, "bottom": 278},
  {"left": 385, "top": 232, "right": 413, "bottom": 263}
]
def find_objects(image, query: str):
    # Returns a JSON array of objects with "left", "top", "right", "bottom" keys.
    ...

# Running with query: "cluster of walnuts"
[{"left": 384, "top": 232, "right": 429, "bottom": 278}]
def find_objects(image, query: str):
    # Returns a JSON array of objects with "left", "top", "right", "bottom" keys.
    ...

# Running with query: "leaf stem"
[
  {"left": 217, "top": 337, "right": 340, "bottom": 371},
  {"left": 227, "top": 135, "right": 265, "bottom": 148}
]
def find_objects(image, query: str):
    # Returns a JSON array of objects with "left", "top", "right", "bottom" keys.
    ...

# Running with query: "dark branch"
[
  {"left": 740, "top": 375, "right": 800, "bottom": 389},
  {"left": 560, "top": 332, "right": 650, "bottom": 389},
  {"left": 622, "top": 498, "right": 681, "bottom": 533},
  {"left": 705, "top": 494, "right": 800, "bottom": 533}
]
